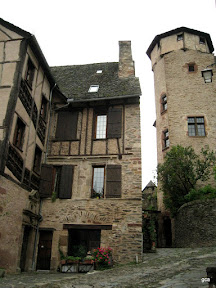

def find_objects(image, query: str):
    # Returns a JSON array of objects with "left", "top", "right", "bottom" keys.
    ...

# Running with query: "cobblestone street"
[{"left": 1, "top": 248, "right": 216, "bottom": 288}]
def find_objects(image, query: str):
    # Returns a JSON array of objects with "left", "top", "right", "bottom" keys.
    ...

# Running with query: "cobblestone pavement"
[{"left": 1, "top": 247, "right": 216, "bottom": 288}]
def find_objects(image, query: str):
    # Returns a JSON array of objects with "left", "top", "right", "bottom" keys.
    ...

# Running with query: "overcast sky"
[{"left": 1, "top": 0, "right": 216, "bottom": 188}]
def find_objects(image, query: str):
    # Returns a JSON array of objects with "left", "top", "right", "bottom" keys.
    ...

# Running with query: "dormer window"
[
  {"left": 88, "top": 85, "right": 99, "bottom": 93},
  {"left": 96, "top": 70, "right": 103, "bottom": 74}
]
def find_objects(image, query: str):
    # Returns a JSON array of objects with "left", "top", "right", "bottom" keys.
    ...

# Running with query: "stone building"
[
  {"left": 0, "top": 18, "right": 142, "bottom": 273},
  {"left": 147, "top": 27, "right": 215, "bottom": 245}
]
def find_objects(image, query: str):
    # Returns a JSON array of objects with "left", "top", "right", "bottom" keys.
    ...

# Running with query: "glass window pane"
[
  {"left": 93, "top": 167, "right": 104, "bottom": 197},
  {"left": 196, "top": 117, "right": 204, "bottom": 123},
  {"left": 96, "top": 115, "right": 107, "bottom": 139},
  {"left": 197, "top": 124, "right": 205, "bottom": 136},
  {"left": 188, "top": 124, "right": 196, "bottom": 136},
  {"left": 188, "top": 117, "right": 195, "bottom": 123}
]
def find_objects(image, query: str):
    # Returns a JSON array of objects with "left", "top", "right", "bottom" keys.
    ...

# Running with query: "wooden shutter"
[
  {"left": 107, "top": 107, "right": 122, "bottom": 138},
  {"left": 55, "top": 111, "right": 78, "bottom": 140},
  {"left": 39, "top": 164, "right": 55, "bottom": 198},
  {"left": 106, "top": 165, "right": 121, "bottom": 198},
  {"left": 58, "top": 165, "right": 74, "bottom": 199}
]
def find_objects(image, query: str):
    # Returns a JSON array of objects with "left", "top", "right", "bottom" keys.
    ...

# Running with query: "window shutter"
[
  {"left": 107, "top": 108, "right": 122, "bottom": 138},
  {"left": 55, "top": 111, "right": 78, "bottom": 140},
  {"left": 106, "top": 165, "right": 121, "bottom": 198},
  {"left": 39, "top": 164, "right": 55, "bottom": 198},
  {"left": 59, "top": 165, "right": 74, "bottom": 199}
]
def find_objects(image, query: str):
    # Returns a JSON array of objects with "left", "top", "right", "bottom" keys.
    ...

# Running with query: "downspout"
[{"left": 32, "top": 83, "right": 56, "bottom": 271}]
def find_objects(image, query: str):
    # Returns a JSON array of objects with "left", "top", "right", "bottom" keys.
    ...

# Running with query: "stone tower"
[{"left": 147, "top": 27, "right": 215, "bottom": 245}]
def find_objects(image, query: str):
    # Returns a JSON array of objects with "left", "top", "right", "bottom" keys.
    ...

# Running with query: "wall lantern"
[{"left": 201, "top": 68, "right": 213, "bottom": 83}]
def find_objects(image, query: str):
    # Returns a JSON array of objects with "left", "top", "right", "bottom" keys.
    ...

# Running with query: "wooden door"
[{"left": 36, "top": 231, "right": 53, "bottom": 270}]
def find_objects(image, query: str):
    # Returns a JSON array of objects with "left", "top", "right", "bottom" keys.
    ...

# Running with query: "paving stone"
[{"left": 0, "top": 248, "right": 216, "bottom": 287}]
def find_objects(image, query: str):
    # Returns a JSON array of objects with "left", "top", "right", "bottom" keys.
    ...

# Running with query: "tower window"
[
  {"left": 188, "top": 117, "right": 205, "bottom": 136},
  {"left": 199, "top": 37, "right": 205, "bottom": 44},
  {"left": 163, "top": 129, "right": 169, "bottom": 149},
  {"left": 161, "top": 94, "right": 167, "bottom": 112},
  {"left": 177, "top": 34, "right": 183, "bottom": 41},
  {"left": 188, "top": 64, "right": 195, "bottom": 72}
]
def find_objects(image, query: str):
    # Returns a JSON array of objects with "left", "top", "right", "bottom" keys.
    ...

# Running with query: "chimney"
[{"left": 118, "top": 41, "right": 135, "bottom": 78}]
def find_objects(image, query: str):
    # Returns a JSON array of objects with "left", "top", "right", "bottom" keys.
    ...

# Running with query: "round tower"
[{"left": 147, "top": 27, "right": 215, "bottom": 246}]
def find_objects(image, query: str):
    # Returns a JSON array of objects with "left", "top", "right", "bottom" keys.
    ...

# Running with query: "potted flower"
[{"left": 92, "top": 247, "right": 112, "bottom": 270}]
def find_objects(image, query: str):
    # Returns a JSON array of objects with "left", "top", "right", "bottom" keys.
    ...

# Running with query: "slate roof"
[
  {"left": 50, "top": 62, "right": 141, "bottom": 101},
  {"left": 146, "top": 26, "right": 214, "bottom": 59}
]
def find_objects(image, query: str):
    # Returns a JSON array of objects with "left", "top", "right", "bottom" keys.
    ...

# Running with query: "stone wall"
[{"left": 174, "top": 199, "right": 216, "bottom": 247}]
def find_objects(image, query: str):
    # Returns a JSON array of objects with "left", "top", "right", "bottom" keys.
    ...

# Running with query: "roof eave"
[{"left": 146, "top": 26, "right": 214, "bottom": 59}]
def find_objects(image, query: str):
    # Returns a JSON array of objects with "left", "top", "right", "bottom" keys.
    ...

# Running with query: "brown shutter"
[
  {"left": 106, "top": 165, "right": 121, "bottom": 198},
  {"left": 39, "top": 164, "right": 55, "bottom": 198},
  {"left": 107, "top": 107, "right": 122, "bottom": 138},
  {"left": 59, "top": 165, "right": 74, "bottom": 199},
  {"left": 55, "top": 111, "right": 78, "bottom": 140}
]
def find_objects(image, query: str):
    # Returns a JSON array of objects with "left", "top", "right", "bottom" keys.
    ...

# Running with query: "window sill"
[
  {"left": 162, "top": 146, "right": 169, "bottom": 151},
  {"left": 161, "top": 110, "right": 167, "bottom": 115},
  {"left": 13, "top": 144, "right": 23, "bottom": 153},
  {"left": 188, "top": 135, "right": 206, "bottom": 138}
]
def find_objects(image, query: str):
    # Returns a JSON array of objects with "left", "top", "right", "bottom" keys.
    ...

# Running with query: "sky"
[{"left": 1, "top": 0, "right": 216, "bottom": 188}]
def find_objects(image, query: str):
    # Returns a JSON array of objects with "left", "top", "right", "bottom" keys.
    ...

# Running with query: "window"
[
  {"left": 33, "top": 146, "right": 42, "bottom": 174},
  {"left": 39, "top": 165, "right": 74, "bottom": 199},
  {"left": 163, "top": 129, "right": 169, "bottom": 149},
  {"left": 177, "top": 34, "right": 183, "bottom": 41},
  {"left": 91, "top": 165, "right": 122, "bottom": 199},
  {"left": 96, "top": 70, "right": 102, "bottom": 74},
  {"left": 96, "top": 115, "right": 107, "bottom": 139},
  {"left": 25, "top": 58, "right": 35, "bottom": 88},
  {"left": 88, "top": 85, "right": 99, "bottom": 93},
  {"left": 40, "top": 95, "right": 48, "bottom": 121},
  {"left": 188, "top": 117, "right": 205, "bottom": 136},
  {"left": 188, "top": 64, "right": 195, "bottom": 72},
  {"left": 55, "top": 111, "right": 78, "bottom": 140},
  {"left": 199, "top": 37, "right": 205, "bottom": 44},
  {"left": 161, "top": 94, "right": 167, "bottom": 112},
  {"left": 13, "top": 117, "right": 25, "bottom": 150},
  {"left": 92, "top": 167, "right": 105, "bottom": 198}
]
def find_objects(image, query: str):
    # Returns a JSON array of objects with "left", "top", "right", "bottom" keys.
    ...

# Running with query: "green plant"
[
  {"left": 59, "top": 247, "right": 66, "bottom": 260},
  {"left": 66, "top": 256, "right": 81, "bottom": 261},
  {"left": 70, "top": 244, "right": 87, "bottom": 259},
  {"left": 157, "top": 145, "right": 216, "bottom": 216},
  {"left": 184, "top": 185, "right": 216, "bottom": 202}
]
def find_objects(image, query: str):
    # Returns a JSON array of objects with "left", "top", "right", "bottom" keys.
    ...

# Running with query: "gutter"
[{"left": 67, "top": 94, "right": 140, "bottom": 103}]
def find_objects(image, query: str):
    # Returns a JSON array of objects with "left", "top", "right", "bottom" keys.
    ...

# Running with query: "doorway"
[
  {"left": 36, "top": 230, "right": 53, "bottom": 270},
  {"left": 20, "top": 226, "right": 31, "bottom": 272}
]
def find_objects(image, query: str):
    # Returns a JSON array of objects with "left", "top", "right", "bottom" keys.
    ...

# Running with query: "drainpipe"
[{"left": 32, "top": 83, "right": 56, "bottom": 271}]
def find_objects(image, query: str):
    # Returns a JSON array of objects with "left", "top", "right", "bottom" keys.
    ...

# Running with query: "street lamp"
[{"left": 201, "top": 68, "right": 213, "bottom": 83}]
